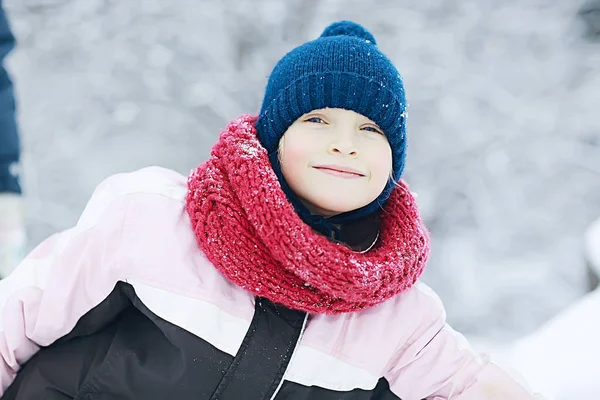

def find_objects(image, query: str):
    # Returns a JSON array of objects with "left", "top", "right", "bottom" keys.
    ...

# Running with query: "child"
[{"left": 0, "top": 21, "right": 543, "bottom": 399}]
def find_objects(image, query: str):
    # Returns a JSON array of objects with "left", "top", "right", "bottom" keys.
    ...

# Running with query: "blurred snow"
[
  {"left": 4, "top": 0, "right": 600, "bottom": 341},
  {"left": 468, "top": 288, "right": 600, "bottom": 399}
]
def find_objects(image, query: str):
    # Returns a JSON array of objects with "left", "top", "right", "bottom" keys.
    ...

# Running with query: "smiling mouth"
[{"left": 312, "top": 166, "right": 366, "bottom": 179}]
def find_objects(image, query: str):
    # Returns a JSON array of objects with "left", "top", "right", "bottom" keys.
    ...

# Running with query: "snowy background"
[{"left": 4, "top": 0, "right": 600, "bottom": 342}]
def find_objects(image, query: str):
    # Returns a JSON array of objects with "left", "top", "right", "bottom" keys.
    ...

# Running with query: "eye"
[
  {"left": 305, "top": 116, "right": 326, "bottom": 124},
  {"left": 362, "top": 125, "right": 383, "bottom": 134}
]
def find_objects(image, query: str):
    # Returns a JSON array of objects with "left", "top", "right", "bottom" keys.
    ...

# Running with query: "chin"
[{"left": 308, "top": 196, "right": 373, "bottom": 216}]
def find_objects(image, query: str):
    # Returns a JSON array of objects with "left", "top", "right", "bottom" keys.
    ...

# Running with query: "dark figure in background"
[{"left": 0, "top": 0, "right": 25, "bottom": 278}]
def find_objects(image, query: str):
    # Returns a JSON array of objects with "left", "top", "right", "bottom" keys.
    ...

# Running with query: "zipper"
[{"left": 268, "top": 313, "right": 310, "bottom": 400}]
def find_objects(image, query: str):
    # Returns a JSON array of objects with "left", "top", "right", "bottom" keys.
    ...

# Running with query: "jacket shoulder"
[{"left": 90, "top": 166, "right": 188, "bottom": 203}]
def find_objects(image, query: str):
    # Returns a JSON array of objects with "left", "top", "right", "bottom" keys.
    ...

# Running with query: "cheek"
[
  {"left": 280, "top": 142, "right": 306, "bottom": 164},
  {"left": 278, "top": 137, "right": 310, "bottom": 181},
  {"left": 369, "top": 146, "right": 393, "bottom": 184}
]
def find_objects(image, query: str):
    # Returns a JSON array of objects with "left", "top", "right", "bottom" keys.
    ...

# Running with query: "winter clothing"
[
  {"left": 256, "top": 21, "right": 407, "bottom": 232},
  {"left": 0, "top": 0, "right": 20, "bottom": 194},
  {"left": 0, "top": 164, "right": 533, "bottom": 399},
  {"left": 187, "top": 115, "right": 428, "bottom": 314}
]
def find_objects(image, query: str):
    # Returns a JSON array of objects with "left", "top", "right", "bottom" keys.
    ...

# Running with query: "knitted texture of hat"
[
  {"left": 256, "top": 21, "right": 407, "bottom": 222},
  {"left": 186, "top": 115, "right": 429, "bottom": 314}
]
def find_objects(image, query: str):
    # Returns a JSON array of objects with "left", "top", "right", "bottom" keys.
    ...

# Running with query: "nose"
[{"left": 328, "top": 133, "right": 358, "bottom": 156}]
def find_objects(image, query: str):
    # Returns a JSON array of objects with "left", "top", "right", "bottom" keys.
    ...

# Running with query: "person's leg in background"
[{"left": 0, "top": 0, "right": 25, "bottom": 278}]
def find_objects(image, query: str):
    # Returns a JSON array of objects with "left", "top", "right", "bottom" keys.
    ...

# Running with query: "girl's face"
[{"left": 279, "top": 108, "right": 393, "bottom": 217}]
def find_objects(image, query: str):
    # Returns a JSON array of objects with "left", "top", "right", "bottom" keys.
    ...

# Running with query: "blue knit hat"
[{"left": 256, "top": 21, "right": 408, "bottom": 233}]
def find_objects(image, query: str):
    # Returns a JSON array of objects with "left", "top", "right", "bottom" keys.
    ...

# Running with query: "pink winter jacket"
[{"left": 0, "top": 167, "right": 537, "bottom": 399}]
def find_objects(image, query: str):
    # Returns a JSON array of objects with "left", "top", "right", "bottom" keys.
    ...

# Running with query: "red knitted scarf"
[{"left": 186, "top": 115, "right": 430, "bottom": 314}]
